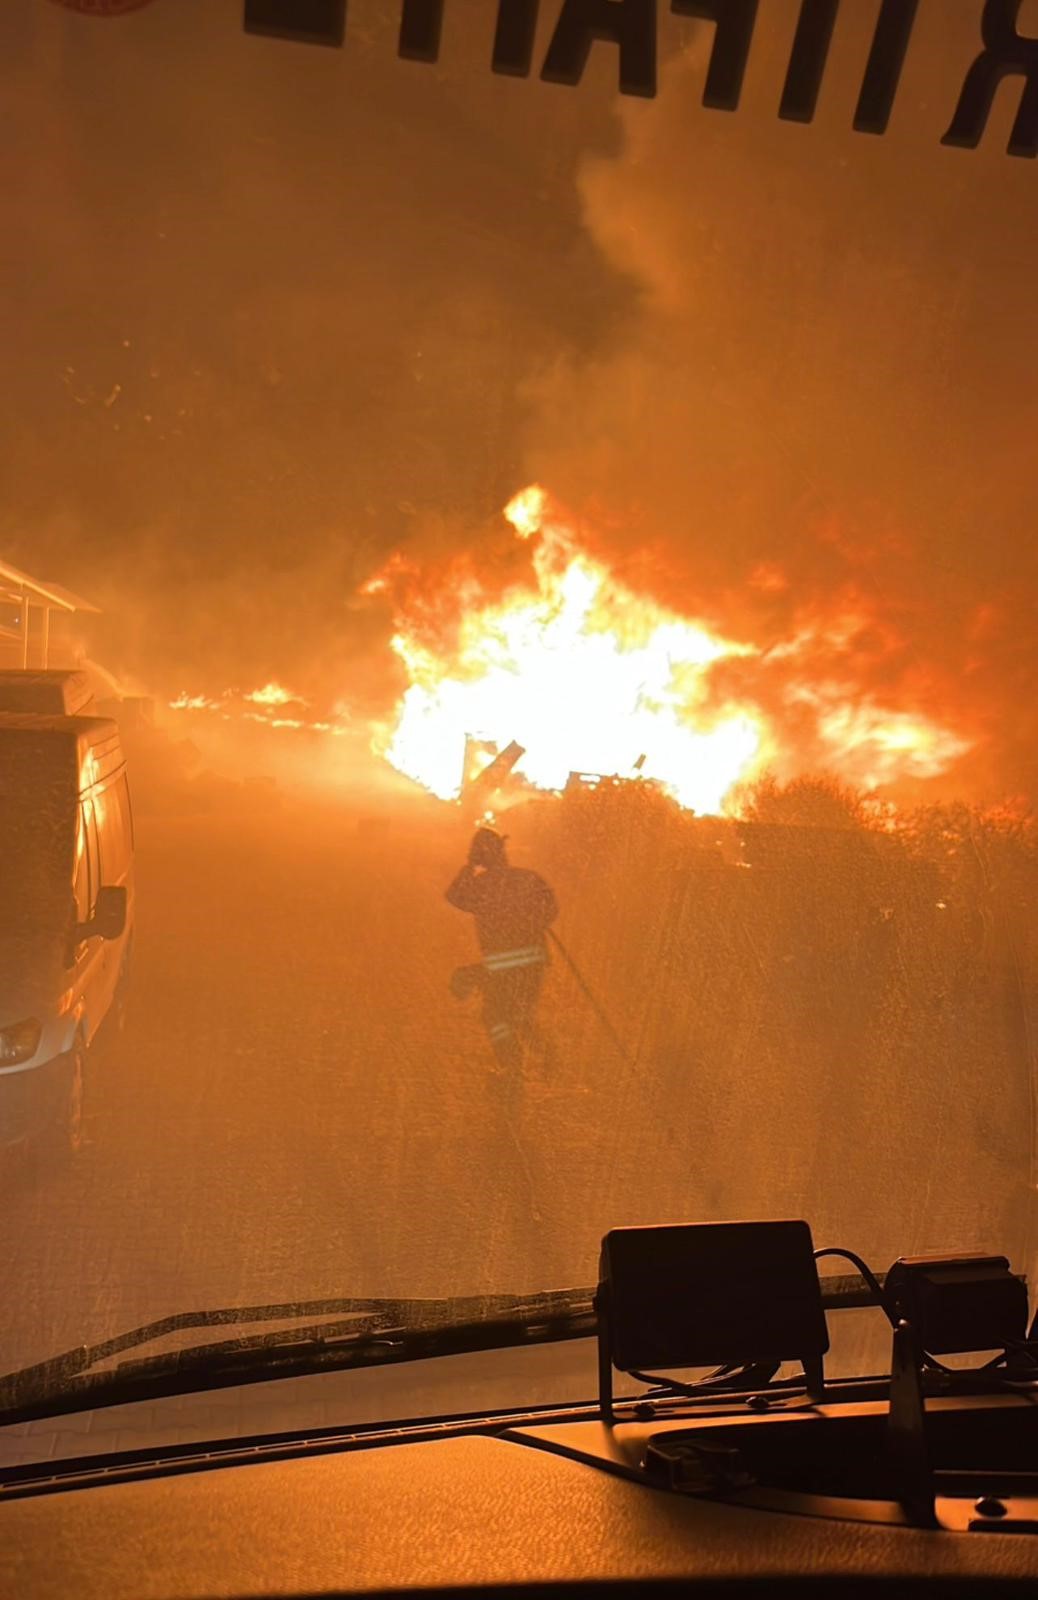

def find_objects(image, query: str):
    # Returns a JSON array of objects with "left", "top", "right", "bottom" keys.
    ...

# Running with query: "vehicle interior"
[{"left": 5, "top": 1219, "right": 1038, "bottom": 1595}]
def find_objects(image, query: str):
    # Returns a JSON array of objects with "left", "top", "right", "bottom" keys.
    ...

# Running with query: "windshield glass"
[{"left": 2, "top": 0, "right": 1036, "bottom": 1446}]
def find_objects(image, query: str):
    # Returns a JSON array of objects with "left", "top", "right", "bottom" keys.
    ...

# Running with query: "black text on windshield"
[{"left": 243, "top": 0, "right": 1038, "bottom": 157}]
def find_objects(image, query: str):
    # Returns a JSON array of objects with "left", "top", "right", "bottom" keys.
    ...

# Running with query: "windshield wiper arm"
[
  {"left": 0, "top": 1288, "right": 597, "bottom": 1427},
  {"left": 0, "top": 1269, "right": 893, "bottom": 1429}
]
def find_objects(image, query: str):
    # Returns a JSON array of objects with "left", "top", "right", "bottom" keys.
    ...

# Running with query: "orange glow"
[
  {"left": 78, "top": 750, "right": 107, "bottom": 826},
  {"left": 371, "top": 487, "right": 770, "bottom": 812},
  {"left": 166, "top": 493, "right": 970, "bottom": 812},
  {"left": 359, "top": 552, "right": 419, "bottom": 597},
  {"left": 169, "top": 691, "right": 219, "bottom": 711},
  {"left": 504, "top": 484, "right": 548, "bottom": 540},
  {"left": 169, "top": 685, "right": 351, "bottom": 740},
  {"left": 812, "top": 699, "right": 970, "bottom": 785},
  {"left": 244, "top": 682, "right": 301, "bottom": 708},
  {"left": 367, "top": 486, "right": 970, "bottom": 813}
]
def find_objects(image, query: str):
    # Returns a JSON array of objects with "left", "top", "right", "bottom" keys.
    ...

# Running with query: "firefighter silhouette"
[{"left": 446, "top": 828, "right": 558, "bottom": 1073}]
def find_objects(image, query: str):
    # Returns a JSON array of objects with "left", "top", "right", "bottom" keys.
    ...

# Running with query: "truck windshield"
[{"left": 1, "top": 0, "right": 1036, "bottom": 1460}]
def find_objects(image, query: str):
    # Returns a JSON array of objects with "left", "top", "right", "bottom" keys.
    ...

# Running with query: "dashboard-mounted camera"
[{"left": 596, "top": 1220, "right": 830, "bottom": 1421}]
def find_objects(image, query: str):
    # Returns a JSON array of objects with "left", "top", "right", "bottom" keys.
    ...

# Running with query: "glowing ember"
[{"left": 367, "top": 486, "right": 971, "bottom": 813}]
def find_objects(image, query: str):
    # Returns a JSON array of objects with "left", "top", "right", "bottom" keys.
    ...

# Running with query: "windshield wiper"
[
  {"left": 0, "top": 1289, "right": 597, "bottom": 1427},
  {"left": 0, "top": 1271, "right": 887, "bottom": 1429}
]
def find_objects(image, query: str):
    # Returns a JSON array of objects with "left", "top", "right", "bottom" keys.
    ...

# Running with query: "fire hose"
[{"left": 547, "top": 929, "right": 639, "bottom": 1073}]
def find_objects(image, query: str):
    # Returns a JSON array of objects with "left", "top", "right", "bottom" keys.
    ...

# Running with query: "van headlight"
[{"left": 0, "top": 1019, "right": 42, "bottom": 1066}]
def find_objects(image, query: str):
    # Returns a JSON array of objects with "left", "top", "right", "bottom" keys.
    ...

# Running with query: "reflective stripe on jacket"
[{"left": 483, "top": 945, "right": 546, "bottom": 974}]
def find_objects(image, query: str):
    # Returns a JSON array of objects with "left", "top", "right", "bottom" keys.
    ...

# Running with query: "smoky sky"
[
  {"left": 522, "top": 3, "right": 1038, "bottom": 799},
  {"left": 2, "top": 0, "right": 627, "bottom": 696},
  {"left": 3, "top": 0, "right": 1037, "bottom": 796}
]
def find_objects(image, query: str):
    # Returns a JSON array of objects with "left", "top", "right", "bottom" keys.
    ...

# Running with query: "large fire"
[
  {"left": 368, "top": 486, "right": 970, "bottom": 813},
  {"left": 166, "top": 486, "right": 971, "bottom": 812}
]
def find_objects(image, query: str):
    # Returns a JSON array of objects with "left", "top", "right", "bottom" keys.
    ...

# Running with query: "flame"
[
  {"left": 244, "top": 682, "right": 303, "bottom": 708},
  {"left": 367, "top": 486, "right": 970, "bottom": 813},
  {"left": 813, "top": 700, "right": 970, "bottom": 783},
  {"left": 360, "top": 552, "right": 419, "bottom": 597},
  {"left": 505, "top": 484, "right": 548, "bottom": 540},
  {"left": 165, "top": 493, "right": 971, "bottom": 814},
  {"left": 169, "top": 691, "right": 218, "bottom": 711},
  {"left": 371, "top": 487, "right": 771, "bottom": 812},
  {"left": 168, "top": 683, "right": 349, "bottom": 739}
]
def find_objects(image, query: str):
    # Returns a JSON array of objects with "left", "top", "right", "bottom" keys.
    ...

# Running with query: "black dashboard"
[{"left": 5, "top": 1413, "right": 1038, "bottom": 1598}]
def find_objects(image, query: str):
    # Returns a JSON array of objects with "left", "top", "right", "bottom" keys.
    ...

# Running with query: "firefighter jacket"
[{"left": 445, "top": 864, "right": 558, "bottom": 972}]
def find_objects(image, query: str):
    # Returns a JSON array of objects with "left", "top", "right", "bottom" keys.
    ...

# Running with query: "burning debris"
[
  {"left": 365, "top": 486, "right": 970, "bottom": 815},
  {"left": 165, "top": 487, "right": 971, "bottom": 816},
  {"left": 367, "top": 485, "right": 767, "bottom": 812},
  {"left": 167, "top": 486, "right": 974, "bottom": 814}
]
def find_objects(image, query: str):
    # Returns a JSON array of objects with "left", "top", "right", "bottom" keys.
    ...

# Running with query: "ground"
[{"left": 2, "top": 782, "right": 1034, "bottom": 1418}]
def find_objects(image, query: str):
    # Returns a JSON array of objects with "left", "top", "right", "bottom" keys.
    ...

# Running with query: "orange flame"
[
  {"left": 168, "top": 683, "right": 350, "bottom": 739},
  {"left": 368, "top": 487, "right": 971, "bottom": 813},
  {"left": 244, "top": 682, "right": 303, "bottom": 708},
  {"left": 166, "top": 496, "right": 972, "bottom": 812},
  {"left": 371, "top": 487, "right": 772, "bottom": 812}
]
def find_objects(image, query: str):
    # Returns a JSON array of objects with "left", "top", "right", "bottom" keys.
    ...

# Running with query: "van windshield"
[{"left": 2, "top": 1, "right": 1037, "bottom": 1449}]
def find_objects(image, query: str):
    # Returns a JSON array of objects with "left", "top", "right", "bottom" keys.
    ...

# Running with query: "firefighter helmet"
[{"left": 469, "top": 827, "right": 508, "bottom": 867}]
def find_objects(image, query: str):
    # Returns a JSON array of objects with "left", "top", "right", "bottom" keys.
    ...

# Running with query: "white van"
[
  {"left": 0, "top": 668, "right": 97, "bottom": 718},
  {"left": 0, "top": 714, "right": 135, "bottom": 1155}
]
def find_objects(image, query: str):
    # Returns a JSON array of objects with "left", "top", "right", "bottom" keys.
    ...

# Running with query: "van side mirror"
[{"left": 82, "top": 885, "right": 127, "bottom": 943}]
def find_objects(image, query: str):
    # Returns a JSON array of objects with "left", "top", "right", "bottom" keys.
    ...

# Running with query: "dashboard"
[{"left": 6, "top": 1409, "right": 1038, "bottom": 1598}]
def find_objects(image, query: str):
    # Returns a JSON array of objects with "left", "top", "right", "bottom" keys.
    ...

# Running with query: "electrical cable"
[
  {"left": 813, "top": 1246, "right": 893, "bottom": 1323},
  {"left": 813, "top": 1247, "right": 1028, "bottom": 1381},
  {"left": 629, "top": 1364, "right": 732, "bottom": 1395},
  {"left": 629, "top": 1358, "right": 783, "bottom": 1402}
]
